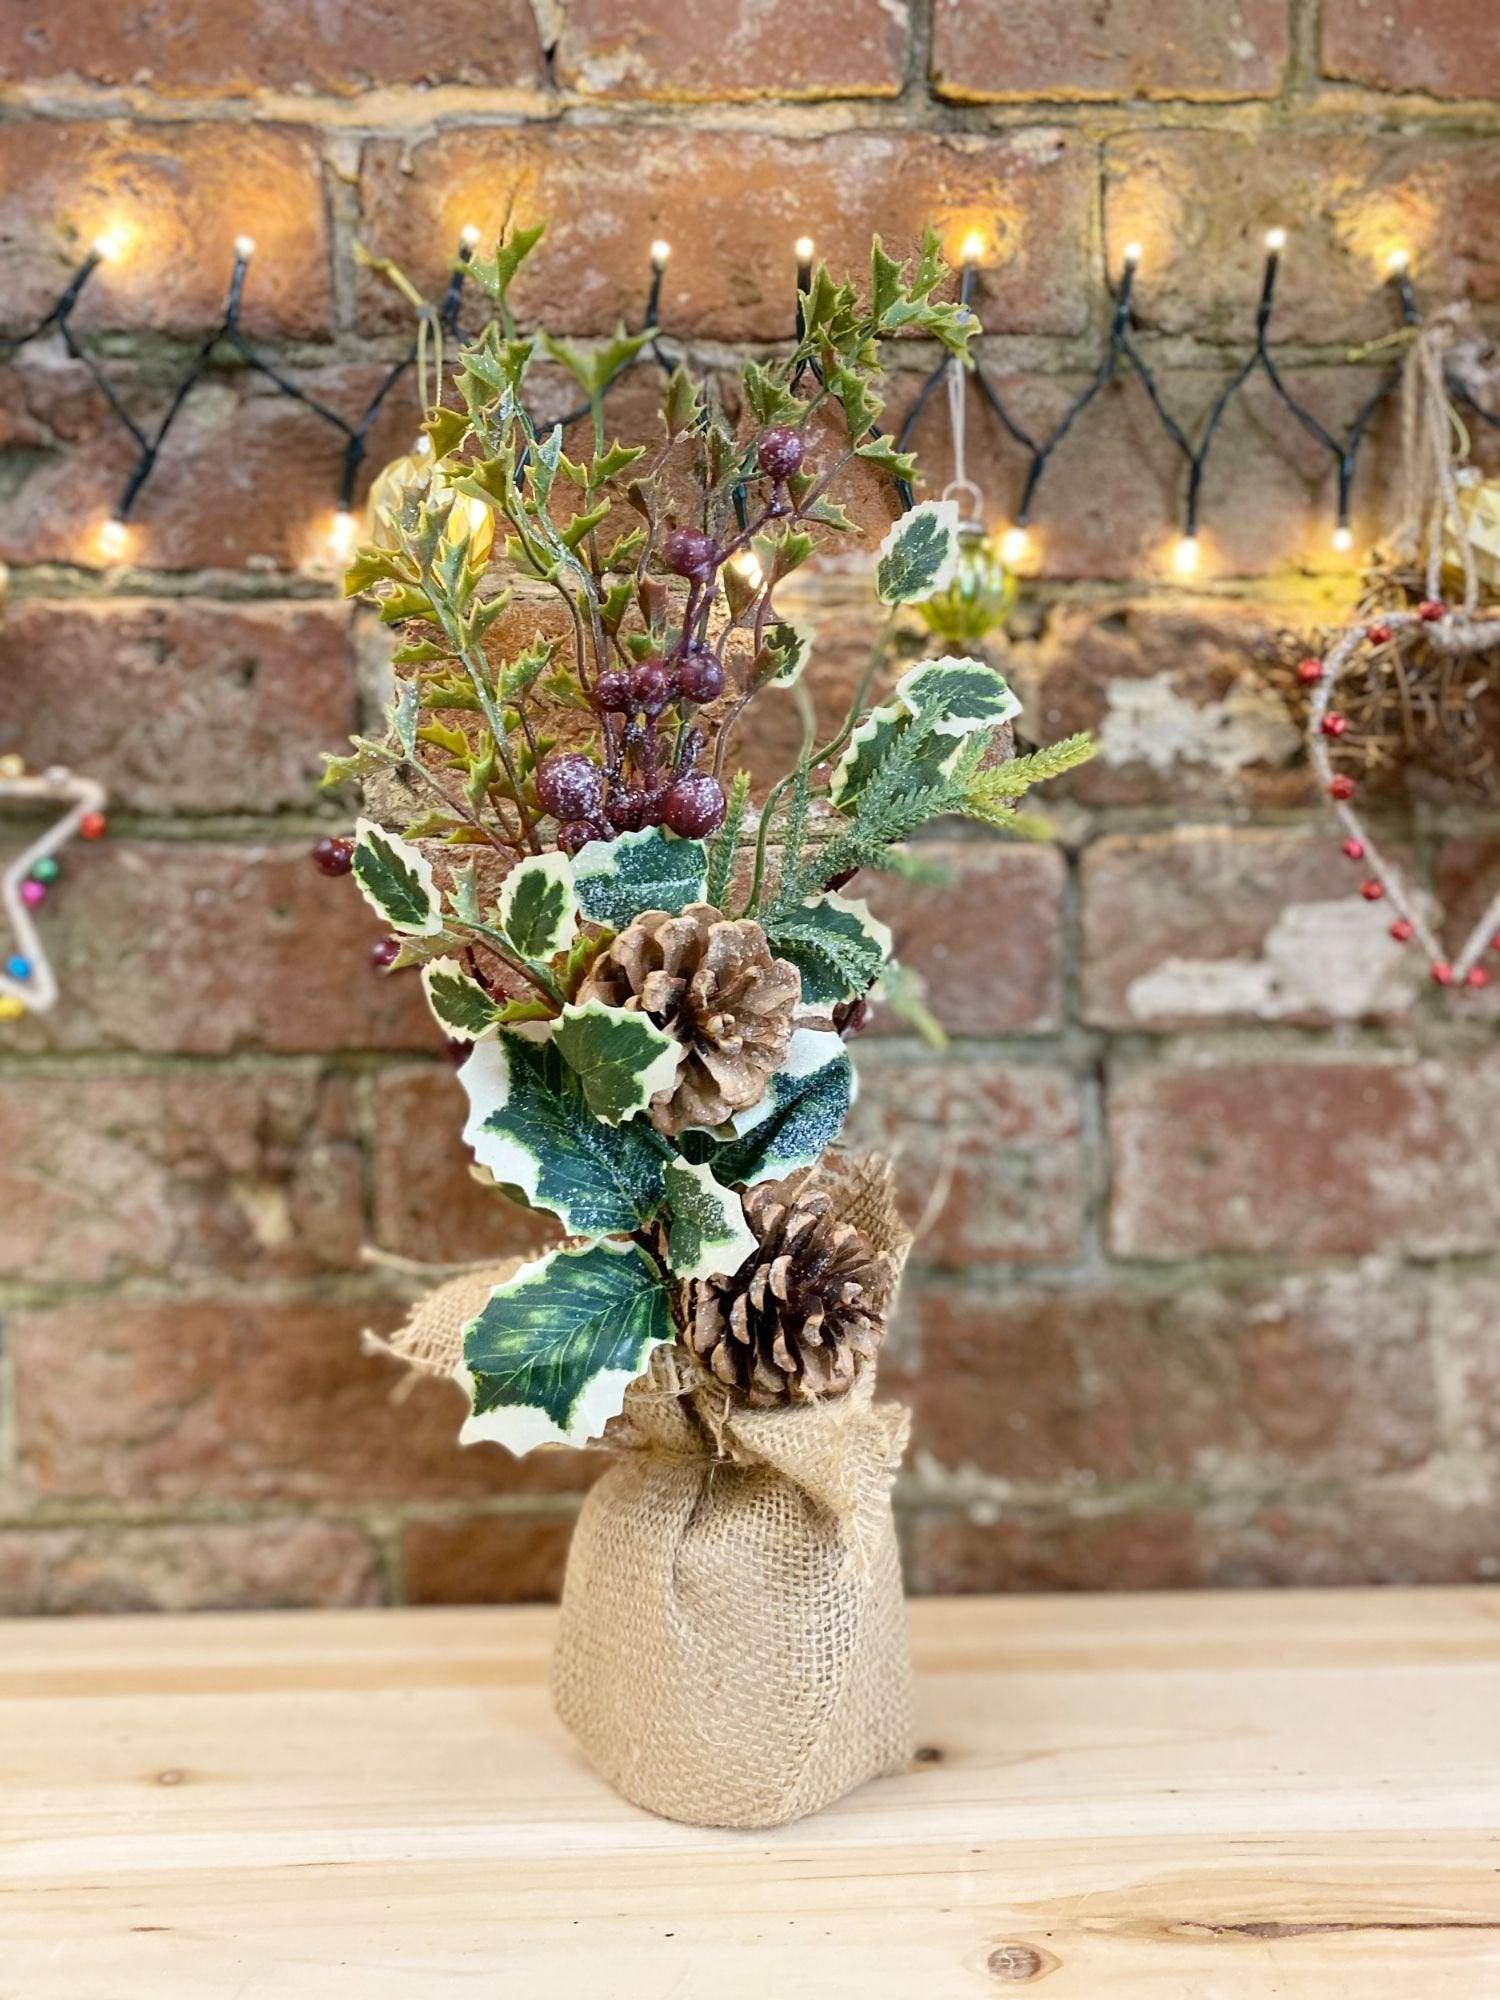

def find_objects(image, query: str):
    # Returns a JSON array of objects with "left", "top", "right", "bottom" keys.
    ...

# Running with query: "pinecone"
[
  {"left": 685, "top": 1171, "right": 895, "bottom": 1407},
  {"left": 577, "top": 903, "right": 799, "bottom": 1136}
]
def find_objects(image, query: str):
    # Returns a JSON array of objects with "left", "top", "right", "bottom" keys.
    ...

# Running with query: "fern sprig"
[
  {"left": 964, "top": 732, "right": 1095, "bottom": 807},
  {"left": 705, "top": 769, "right": 751, "bottom": 908}
]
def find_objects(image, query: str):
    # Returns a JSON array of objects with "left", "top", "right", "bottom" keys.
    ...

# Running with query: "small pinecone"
[
  {"left": 577, "top": 903, "right": 799, "bottom": 1136},
  {"left": 686, "top": 1172, "right": 894, "bottom": 1407}
]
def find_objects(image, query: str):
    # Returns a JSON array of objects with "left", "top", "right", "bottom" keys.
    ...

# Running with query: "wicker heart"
[{"left": 1305, "top": 603, "right": 1500, "bottom": 990}]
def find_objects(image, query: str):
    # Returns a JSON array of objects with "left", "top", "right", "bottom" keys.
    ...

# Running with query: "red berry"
[
  {"left": 678, "top": 651, "right": 725, "bottom": 704},
  {"left": 607, "top": 788, "right": 647, "bottom": 832},
  {"left": 836, "top": 997, "right": 870, "bottom": 1039},
  {"left": 1361, "top": 879, "right": 1384, "bottom": 901},
  {"left": 757, "top": 427, "right": 806, "bottom": 482},
  {"left": 1431, "top": 960, "right": 1454, "bottom": 986},
  {"left": 1366, "top": 622, "right": 1392, "bottom": 644},
  {"left": 825, "top": 867, "right": 859, "bottom": 892},
  {"left": 661, "top": 526, "right": 721, "bottom": 581},
  {"left": 1296, "top": 658, "right": 1325, "bottom": 684},
  {"left": 311, "top": 835, "right": 354, "bottom": 877},
  {"left": 594, "top": 670, "right": 633, "bottom": 713},
  {"left": 1492, "top": 934, "right": 1500, "bottom": 955},
  {"left": 1466, "top": 966, "right": 1490, "bottom": 990},
  {"left": 535, "top": 752, "right": 605, "bottom": 822},
  {"left": 1418, "top": 599, "right": 1446, "bottom": 622},
  {"left": 1390, "top": 919, "right": 1414, "bottom": 942},
  {"left": 632, "top": 661, "right": 674, "bottom": 715},
  {"left": 371, "top": 938, "right": 399, "bottom": 970},
  {"left": 78, "top": 810, "right": 108, "bottom": 841},
  {"left": 1321, "top": 713, "right": 1349, "bottom": 738},
  {"left": 1328, "top": 774, "right": 1357, "bottom": 800},
  {"left": 1341, "top": 837, "right": 1365, "bottom": 860},
  {"left": 660, "top": 774, "right": 726, "bottom": 838},
  {"left": 555, "top": 819, "right": 599, "bottom": 855}
]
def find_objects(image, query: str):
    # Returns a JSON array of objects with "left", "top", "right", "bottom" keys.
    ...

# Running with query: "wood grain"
[{"left": 2, "top": 1589, "right": 1498, "bottom": 1996}]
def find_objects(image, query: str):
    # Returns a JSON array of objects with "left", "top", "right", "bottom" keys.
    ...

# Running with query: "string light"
[
  {"left": 731, "top": 550, "right": 764, "bottom": 590},
  {"left": 95, "top": 517, "right": 133, "bottom": 562},
  {"left": 1386, "top": 248, "right": 1411, "bottom": 275},
  {"left": 1264, "top": 227, "right": 1287, "bottom": 253},
  {"left": 650, "top": 239, "right": 672, "bottom": 271},
  {"left": 999, "top": 525, "right": 1032, "bottom": 567},
  {"left": 327, "top": 509, "right": 358, "bottom": 561},
  {"left": 794, "top": 236, "right": 815, "bottom": 265},
  {"left": 233, "top": 234, "right": 256, "bottom": 262},
  {"left": 959, "top": 231, "right": 986, "bottom": 268},
  {"left": 89, "top": 223, "right": 132, "bottom": 264},
  {"left": 1332, "top": 523, "right": 1355, "bottom": 553},
  {"left": 459, "top": 223, "right": 481, "bottom": 252},
  {"left": 1172, "top": 533, "right": 1201, "bottom": 577},
  {"left": 1122, "top": 240, "right": 1143, "bottom": 268}
]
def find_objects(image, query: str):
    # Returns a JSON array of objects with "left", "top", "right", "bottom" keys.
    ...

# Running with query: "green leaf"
[
  {"left": 461, "top": 1240, "right": 672, "bottom": 1453},
  {"left": 691, "top": 1028, "right": 853, "bottom": 1187},
  {"left": 896, "top": 655, "right": 1022, "bottom": 737},
  {"left": 466, "top": 222, "right": 547, "bottom": 312},
  {"left": 742, "top": 361, "right": 807, "bottom": 428},
  {"left": 499, "top": 852, "right": 576, "bottom": 961},
  {"left": 572, "top": 826, "right": 709, "bottom": 931},
  {"left": 827, "top": 702, "right": 908, "bottom": 810},
  {"left": 421, "top": 957, "right": 504, "bottom": 1040},
  {"left": 855, "top": 435, "right": 921, "bottom": 483},
  {"left": 552, "top": 999, "right": 683, "bottom": 1125},
  {"left": 459, "top": 1034, "right": 671, "bottom": 1236},
  {"left": 350, "top": 818, "right": 442, "bottom": 936},
  {"left": 705, "top": 770, "right": 751, "bottom": 910},
  {"left": 759, "top": 619, "right": 813, "bottom": 689},
  {"left": 663, "top": 365, "right": 701, "bottom": 437},
  {"left": 766, "top": 892, "right": 892, "bottom": 1008},
  {"left": 663, "top": 1158, "right": 757, "bottom": 1282},
  {"left": 320, "top": 737, "right": 399, "bottom": 788},
  {"left": 875, "top": 499, "right": 961, "bottom": 605}
]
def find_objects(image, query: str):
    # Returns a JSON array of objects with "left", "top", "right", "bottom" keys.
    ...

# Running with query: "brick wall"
[{"left": 2, "top": 0, "right": 1499, "bottom": 1612}]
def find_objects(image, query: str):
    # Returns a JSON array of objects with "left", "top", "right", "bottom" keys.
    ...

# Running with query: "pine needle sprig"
[{"left": 705, "top": 769, "right": 751, "bottom": 908}]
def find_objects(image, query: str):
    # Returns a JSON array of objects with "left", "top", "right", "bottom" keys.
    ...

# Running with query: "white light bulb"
[
  {"left": 1264, "top": 226, "right": 1287, "bottom": 253},
  {"left": 650, "top": 238, "right": 672, "bottom": 269},
  {"left": 794, "top": 236, "right": 815, "bottom": 264},
  {"left": 97, "top": 517, "right": 132, "bottom": 561},
  {"left": 328, "top": 510, "right": 357, "bottom": 560},
  {"left": 459, "top": 223, "right": 481, "bottom": 251},
  {"left": 233, "top": 234, "right": 257, "bottom": 261},
  {"left": 999, "top": 525, "right": 1031, "bottom": 567},
  {"left": 959, "top": 230, "right": 986, "bottom": 266},
  {"left": 1332, "top": 524, "right": 1354, "bottom": 553},
  {"left": 1172, "top": 534, "right": 1201, "bottom": 577},
  {"left": 1386, "top": 247, "right": 1411, "bottom": 274},
  {"left": 90, "top": 225, "right": 130, "bottom": 264},
  {"left": 732, "top": 550, "right": 764, "bottom": 590},
  {"left": 1122, "top": 240, "right": 1143, "bottom": 267}
]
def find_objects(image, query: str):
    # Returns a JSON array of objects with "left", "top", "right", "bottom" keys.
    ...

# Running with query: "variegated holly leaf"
[
  {"left": 693, "top": 1028, "right": 854, "bottom": 1187},
  {"left": 459, "top": 1034, "right": 671, "bottom": 1236},
  {"left": 766, "top": 892, "right": 893, "bottom": 1008},
  {"left": 350, "top": 817, "right": 442, "bottom": 935},
  {"left": 663, "top": 1157, "right": 758, "bottom": 1281},
  {"left": 552, "top": 999, "right": 683, "bottom": 1125},
  {"left": 572, "top": 825, "right": 709, "bottom": 930},
  {"left": 874, "top": 499, "right": 960, "bottom": 605},
  {"left": 827, "top": 700, "right": 963, "bottom": 811},
  {"left": 896, "top": 655, "right": 1021, "bottom": 738},
  {"left": 499, "top": 850, "right": 576, "bottom": 960},
  {"left": 421, "top": 957, "right": 505, "bottom": 1040},
  {"left": 761, "top": 619, "right": 813, "bottom": 688},
  {"left": 460, "top": 1240, "right": 672, "bottom": 1454}
]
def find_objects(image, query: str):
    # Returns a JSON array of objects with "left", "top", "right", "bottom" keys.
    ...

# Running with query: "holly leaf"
[
  {"left": 759, "top": 619, "right": 812, "bottom": 689},
  {"left": 350, "top": 818, "right": 442, "bottom": 935},
  {"left": 896, "top": 655, "right": 1021, "bottom": 738},
  {"left": 552, "top": 999, "right": 683, "bottom": 1125},
  {"left": 689, "top": 1028, "right": 854, "bottom": 1187},
  {"left": 572, "top": 826, "right": 709, "bottom": 931},
  {"left": 461, "top": 1240, "right": 672, "bottom": 1454},
  {"left": 499, "top": 851, "right": 576, "bottom": 961},
  {"left": 875, "top": 499, "right": 961, "bottom": 605},
  {"left": 663, "top": 1157, "right": 757, "bottom": 1282},
  {"left": 421, "top": 957, "right": 505, "bottom": 1040},
  {"left": 459, "top": 1034, "right": 671, "bottom": 1236},
  {"left": 765, "top": 892, "right": 892, "bottom": 1008}
]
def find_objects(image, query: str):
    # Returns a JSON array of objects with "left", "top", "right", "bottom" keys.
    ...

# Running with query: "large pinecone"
[
  {"left": 685, "top": 1172, "right": 895, "bottom": 1407},
  {"left": 577, "top": 902, "right": 799, "bottom": 1136}
]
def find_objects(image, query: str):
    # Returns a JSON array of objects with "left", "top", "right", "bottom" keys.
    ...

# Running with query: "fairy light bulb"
[
  {"left": 650, "top": 238, "right": 671, "bottom": 270},
  {"left": 1000, "top": 525, "right": 1032, "bottom": 567},
  {"left": 90, "top": 223, "right": 131, "bottom": 264},
  {"left": 459, "top": 223, "right": 481, "bottom": 251},
  {"left": 1332, "top": 523, "right": 1355, "bottom": 553},
  {"left": 96, "top": 516, "right": 132, "bottom": 562},
  {"left": 328, "top": 509, "right": 358, "bottom": 561},
  {"left": 233, "top": 234, "right": 256, "bottom": 262},
  {"left": 794, "top": 236, "right": 815, "bottom": 265},
  {"left": 464, "top": 495, "right": 489, "bottom": 533},
  {"left": 959, "top": 230, "right": 986, "bottom": 267},
  {"left": 1264, "top": 227, "right": 1287, "bottom": 254},
  {"left": 732, "top": 549, "right": 764, "bottom": 590},
  {"left": 1122, "top": 240, "right": 1143, "bottom": 269},
  {"left": 1172, "top": 533, "right": 1201, "bottom": 578},
  {"left": 1386, "top": 247, "right": 1411, "bottom": 277}
]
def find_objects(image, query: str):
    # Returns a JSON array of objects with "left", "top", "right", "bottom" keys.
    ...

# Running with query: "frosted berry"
[
  {"left": 1296, "top": 658, "right": 1324, "bottom": 684},
  {"left": 1321, "top": 713, "right": 1349, "bottom": 738},
  {"left": 370, "top": 938, "right": 399, "bottom": 970},
  {"left": 660, "top": 774, "right": 726, "bottom": 838},
  {"left": 1466, "top": 966, "right": 1490, "bottom": 990},
  {"left": 632, "top": 660, "right": 674, "bottom": 714},
  {"left": 1366, "top": 622, "right": 1392, "bottom": 644},
  {"left": 535, "top": 752, "right": 605, "bottom": 822},
  {"left": 1418, "top": 599, "right": 1446, "bottom": 622},
  {"left": 1390, "top": 919, "right": 1414, "bottom": 942},
  {"left": 1360, "top": 879, "right": 1384, "bottom": 902},
  {"left": 678, "top": 650, "right": 725, "bottom": 704},
  {"left": 607, "top": 787, "right": 647, "bottom": 832},
  {"left": 312, "top": 835, "right": 354, "bottom": 877},
  {"left": 594, "top": 670, "right": 633, "bottom": 713},
  {"left": 555, "top": 819, "right": 598, "bottom": 855},
  {"left": 1328, "top": 774, "right": 1356, "bottom": 800},
  {"left": 79, "top": 810, "right": 108, "bottom": 840},
  {"left": 757, "top": 427, "right": 806, "bottom": 481},
  {"left": 661, "top": 526, "right": 721, "bottom": 581}
]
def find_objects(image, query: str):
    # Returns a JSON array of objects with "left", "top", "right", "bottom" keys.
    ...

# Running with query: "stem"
[{"left": 448, "top": 916, "right": 565, "bottom": 1007}]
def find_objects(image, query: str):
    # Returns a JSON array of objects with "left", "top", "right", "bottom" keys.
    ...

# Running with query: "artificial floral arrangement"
[{"left": 323, "top": 223, "right": 1092, "bottom": 1827}]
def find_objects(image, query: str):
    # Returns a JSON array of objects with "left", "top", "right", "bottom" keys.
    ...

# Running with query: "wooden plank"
[{"left": 2, "top": 1589, "right": 1498, "bottom": 1997}]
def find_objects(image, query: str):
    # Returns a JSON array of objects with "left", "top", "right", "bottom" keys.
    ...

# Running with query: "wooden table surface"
[{"left": 3, "top": 1588, "right": 1498, "bottom": 1997}]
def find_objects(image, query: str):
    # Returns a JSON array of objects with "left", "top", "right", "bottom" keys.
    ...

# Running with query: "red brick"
[
  {"left": 0, "top": 1520, "right": 382, "bottom": 1614},
  {"left": 1012, "top": 597, "right": 1312, "bottom": 808},
  {"left": 370, "top": 1064, "right": 562, "bottom": 1266},
  {"left": 0, "top": 355, "right": 419, "bottom": 572},
  {"left": 1323, "top": 0, "right": 1500, "bottom": 100},
  {"left": 1433, "top": 833, "right": 1500, "bottom": 1019},
  {"left": 891, "top": 1268, "right": 1434, "bottom": 1485},
  {"left": 1108, "top": 1050, "right": 1500, "bottom": 1259},
  {"left": 1430, "top": 1273, "right": 1500, "bottom": 1454},
  {"left": 0, "top": 121, "right": 332, "bottom": 340},
  {"left": 401, "top": 1512, "right": 574, "bottom": 1604},
  {"left": 0, "top": 600, "right": 356, "bottom": 812},
  {"left": 846, "top": 1055, "right": 1086, "bottom": 1270},
  {"left": 357, "top": 127, "right": 1093, "bottom": 341},
  {"left": 861, "top": 841, "right": 1066, "bottom": 1036},
  {"left": 556, "top": 0, "right": 908, "bottom": 100},
  {"left": 10, "top": 1297, "right": 602, "bottom": 1503},
  {"left": 1104, "top": 129, "right": 1500, "bottom": 345},
  {"left": 933, "top": 0, "right": 1288, "bottom": 101},
  {"left": 0, "top": 0, "right": 544, "bottom": 94},
  {"left": 0, "top": 1065, "right": 364, "bottom": 1285},
  {"left": 1081, "top": 825, "right": 1421, "bottom": 1030},
  {"left": 0, "top": 842, "right": 434, "bottom": 1057},
  {"left": 904, "top": 1505, "right": 1202, "bottom": 1592}
]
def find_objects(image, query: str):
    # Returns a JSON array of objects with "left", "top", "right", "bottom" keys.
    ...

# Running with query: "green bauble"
[{"left": 916, "top": 527, "right": 1016, "bottom": 646}]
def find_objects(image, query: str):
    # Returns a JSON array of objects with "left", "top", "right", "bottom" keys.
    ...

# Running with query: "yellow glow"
[
  {"left": 1122, "top": 240, "right": 1143, "bottom": 268},
  {"left": 650, "top": 238, "right": 672, "bottom": 269},
  {"left": 1172, "top": 534, "right": 1201, "bottom": 578},
  {"left": 464, "top": 496, "right": 490, "bottom": 533},
  {"left": 1386, "top": 247, "right": 1411, "bottom": 275},
  {"left": 999, "top": 525, "right": 1032, "bottom": 568},
  {"left": 959, "top": 230, "right": 986, "bottom": 267},
  {"left": 459, "top": 223, "right": 481, "bottom": 251},
  {"left": 731, "top": 550, "right": 764, "bottom": 590},
  {"left": 1264, "top": 226, "right": 1287, "bottom": 253},
  {"left": 1332, "top": 524, "right": 1355, "bottom": 553},
  {"left": 233, "top": 234, "right": 256, "bottom": 262},
  {"left": 328, "top": 510, "right": 358, "bottom": 562},
  {"left": 95, "top": 516, "right": 134, "bottom": 563},
  {"left": 794, "top": 236, "right": 815, "bottom": 264},
  {"left": 89, "top": 222, "right": 134, "bottom": 265}
]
